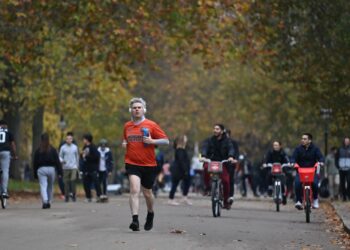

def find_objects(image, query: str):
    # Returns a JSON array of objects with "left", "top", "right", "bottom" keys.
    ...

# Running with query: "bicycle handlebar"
[
  {"left": 200, "top": 158, "right": 230, "bottom": 164},
  {"left": 293, "top": 162, "right": 323, "bottom": 175},
  {"left": 262, "top": 163, "right": 291, "bottom": 168}
]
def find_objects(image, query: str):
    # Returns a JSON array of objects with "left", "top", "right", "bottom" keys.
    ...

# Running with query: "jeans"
[
  {"left": 169, "top": 176, "right": 191, "bottom": 199},
  {"left": 0, "top": 151, "right": 10, "bottom": 194},
  {"left": 63, "top": 169, "right": 78, "bottom": 198},
  {"left": 98, "top": 171, "right": 108, "bottom": 195},
  {"left": 241, "top": 174, "right": 255, "bottom": 196},
  {"left": 328, "top": 174, "right": 339, "bottom": 198},
  {"left": 339, "top": 170, "right": 350, "bottom": 200},
  {"left": 83, "top": 171, "right": 101, "bottom": 199},
  {"left": 37, "top": 167, "right": 56, "bottom": 204},
  {"left": 295, "top": 172, "right": 319, "bottom": 202},
  {"left": 228, "top": 163, "right": 235, "bottom": 197}
]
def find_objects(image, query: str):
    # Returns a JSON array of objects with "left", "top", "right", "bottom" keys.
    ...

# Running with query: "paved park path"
[{"left": 0, "top": 195, "right": 342, "bottom": 250}]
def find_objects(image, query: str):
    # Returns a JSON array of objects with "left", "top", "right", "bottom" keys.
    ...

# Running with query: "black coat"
[
  {"left": 265, "top": 149, "right": 289, "bottom": 164},
  {"left": 170, "top": 148, "right": 190, "bottom": 180},
  {"left": 291, "top": 143, "right": 324, "bottom": 167},
  {"left": 33, "top": 146, "right": 63, "bottom": 178},
  {"left": 201, "top": 135, "right": 235, "bottom": 161},
  {"left": 80, "top": 144, "right": 100, "bottom": 173}
]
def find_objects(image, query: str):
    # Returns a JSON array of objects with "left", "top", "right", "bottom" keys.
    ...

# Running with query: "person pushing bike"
[
  {"left": 291, "top": 133, "right": 324, "bottom": 210},
  {"left": 201, "top": 124, "right": 236, "bottom": 209}
]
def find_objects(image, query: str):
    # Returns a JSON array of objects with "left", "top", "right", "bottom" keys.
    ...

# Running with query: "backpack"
[{"left": 319, "top": 178, "right": 330, "bottom": 198}]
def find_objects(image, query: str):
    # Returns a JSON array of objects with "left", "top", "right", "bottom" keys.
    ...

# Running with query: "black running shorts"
[{"left": 125, "top": 164, "right": 157, "bottom": 189}]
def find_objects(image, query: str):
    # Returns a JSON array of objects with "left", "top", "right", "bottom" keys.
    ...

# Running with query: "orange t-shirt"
[{"left": 124, "top": 119, "right": 168, "bottom": 167}]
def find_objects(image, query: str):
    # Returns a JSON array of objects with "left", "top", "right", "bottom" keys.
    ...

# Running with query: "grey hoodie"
[{"left": 59, "top": 143, "right": 79, "bottom": 170}]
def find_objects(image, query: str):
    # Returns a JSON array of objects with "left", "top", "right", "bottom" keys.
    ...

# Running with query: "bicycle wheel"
[
  {"left": 275, "top": 182, "right": 280, "bottom": 212},
  {"left": 211, "top": 180, "right": 220, "bottom": 217},
  {"left": 305, "top": 188, "right": 311, "bottom": 223},
  {"left": 217, "top": 180, "right": 223, "bottom": 217}
]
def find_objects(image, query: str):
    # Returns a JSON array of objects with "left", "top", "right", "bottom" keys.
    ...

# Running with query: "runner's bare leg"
[
  {"left": 142, "top": 187, "right": 154, "bottom": 212},
  {"left": 129, "top": 175, "right": 141, "bottom": 215}
]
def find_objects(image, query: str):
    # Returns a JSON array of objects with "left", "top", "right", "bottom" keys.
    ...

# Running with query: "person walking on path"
[
  {"left": 33, "top": 133, "right": 62, "bottom": 209},
  {"left": 97, "top": 139, "right": 114, "bottom": 201},
  {"left": 168, "top": 135, "right": 192, "bottom": 206},
  {"left": 335, "top": 137, "right": 350, "bottom": 201},
  {"left": 122, "top": 97, "right": 169, "bottom": 231},
  {"left": 0, "top": 120, "right": 17, "bottom": 198},
  {"left": 59, "top": 133, "right": 79, "bottom": 202},
  {"left": 325, "top": 146, "right": 339, "bottom": 200},
  {"left": 80, "top": 133, "right": 101, "bottom": 202},
  {"left": 58, "top": 132, "right": 77, "bottom": 200}
]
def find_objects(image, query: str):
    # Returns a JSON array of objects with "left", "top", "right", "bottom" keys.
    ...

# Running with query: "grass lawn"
[{"left": 8, "top": 179, "right": 85, "bottom": 195}]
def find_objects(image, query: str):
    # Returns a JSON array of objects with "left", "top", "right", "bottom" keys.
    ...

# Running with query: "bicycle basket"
[
  {"left": 208, "top": 161, "right": 223, "bottom": 173},
  {"left": 272, "top": 163, "right": 282, "bottom": 174},
  {"left": 298, "top": 167, "right": 315, "bottom": 183}
]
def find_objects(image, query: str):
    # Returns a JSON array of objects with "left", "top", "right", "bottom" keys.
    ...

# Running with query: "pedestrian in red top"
[{"left": 123, "top": 97, "right": 169, "bottom": 231}]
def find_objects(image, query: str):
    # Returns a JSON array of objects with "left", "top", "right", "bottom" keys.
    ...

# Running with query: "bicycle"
[
  {"left": 0, "top": 169, "right": 7, "bottom": 209},
  {"left": 202, "top": 159, "right": 229, "bottom": 217},
  {"left": 294, "top": 162, "right": 321, "bottom": 223},
  {"left": 264, "top": 163, "right": 290, "bottom": 212}
]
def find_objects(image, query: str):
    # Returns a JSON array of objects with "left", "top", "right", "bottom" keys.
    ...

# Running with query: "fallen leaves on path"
[
  {"left": 170, "top": 229, "right": 186, "bottom": 234},
  {"left": 322, "top": 202, "right": 350, "bottom": 249}
]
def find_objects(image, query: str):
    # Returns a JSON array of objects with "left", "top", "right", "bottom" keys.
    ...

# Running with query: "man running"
[{"left": 123, "top": 97, "right": 169, "bottom": 231}]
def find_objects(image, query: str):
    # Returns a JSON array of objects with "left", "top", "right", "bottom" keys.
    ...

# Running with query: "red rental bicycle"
[
  {"left": 264, "top": 163, "right": 290, "bottom": 212},
  {"left": 294, "top": 162, "right": 320, "bottom": 223},
  {"left": 201, "top": 159, "right": 229, "bottom": 217}
]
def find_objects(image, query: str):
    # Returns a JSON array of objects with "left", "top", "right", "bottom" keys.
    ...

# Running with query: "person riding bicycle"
[
  {"left": 0, "top": 120, "right": 17, "bottom": 198},
  {"left": 264, "top": 141, "right": 290, "bottom": 205},
  {"left": 201, "top": 124, "right": 236, "bottom": 209},
  {"left": 291, "top": 133, "right": 324, "bottom": 210}
]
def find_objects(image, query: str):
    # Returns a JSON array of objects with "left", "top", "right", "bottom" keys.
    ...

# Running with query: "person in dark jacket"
[
  {"left": 97, "top": 139, "right": 114, "bottom": 201},
  {"left": 335, "top": 137, "right": 350, "bottom": 201},
  {"left": 33, "top": 133, "right": 62, "bottom": 209},
  {"left": 291, "top": 133, "right": 324, "bottom": 210},
  {"left": 80, "top": 133, "right": 101, "bottom": 202},
  {"left": 226, "top": 129, "right": 240, "bottom": 203},
  {"left": 168, "top": 135, "right": 192, "bottom": 205},
  {"left": 201, "top": 124, "right": 236, "bottom": 209},
  {"left": 264, "top": 141, "right": 290, "bottom": 204},
  {"left": 239, "top": 154, "right": 258, "bottom": 197}
]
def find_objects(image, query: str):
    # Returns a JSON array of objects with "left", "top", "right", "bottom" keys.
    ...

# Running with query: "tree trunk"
[
  {"left": 31, "top": 106, "right": 45, "bottom": 166},
  {"left": 3, "top": 106, "right": 22, "bottom": 179}
]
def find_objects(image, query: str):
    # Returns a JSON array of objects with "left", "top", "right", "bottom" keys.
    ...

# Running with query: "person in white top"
[
  {"left": 97, "top": 139, "right": 114, "bottom": 201},
  {"left": 59, "top": 134, "right": 79, "bottom": 202}
]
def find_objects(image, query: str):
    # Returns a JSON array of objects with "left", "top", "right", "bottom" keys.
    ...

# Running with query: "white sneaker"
[
  {"left": 313, "top": 199, "right": 319, "bottom": 209},
  {"left": 168, "top": 200, "right": 180, "bottom": 206},
  {"left": 181, "top": 197, "right": 193, "bottom": 206},
  {"left": 228, "top": 196, "right": 234, "bottom": 205},
  {"left": 295, "top": 201, "right": 303, "bottom": 210}
]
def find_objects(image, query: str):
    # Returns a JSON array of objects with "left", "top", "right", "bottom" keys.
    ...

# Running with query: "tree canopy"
[{"left": 0, "top": 0, "right": 348, "bottom": 172}]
